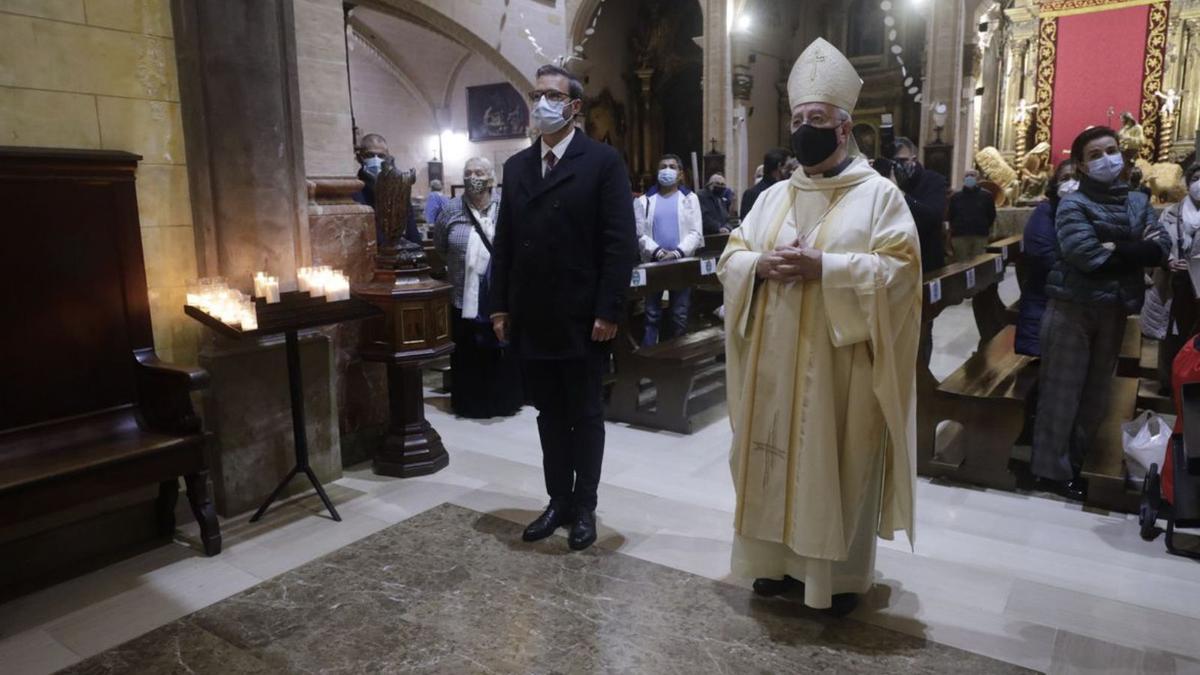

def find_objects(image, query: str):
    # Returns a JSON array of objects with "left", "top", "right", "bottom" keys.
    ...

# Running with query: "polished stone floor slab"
[{"left": 60, "top": 504, "right": 1031, "bottom": 674}]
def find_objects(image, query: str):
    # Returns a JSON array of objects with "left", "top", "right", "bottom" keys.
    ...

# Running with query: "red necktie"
[{"left": 544, "top": 150, "right": 557, "bottom": 175}]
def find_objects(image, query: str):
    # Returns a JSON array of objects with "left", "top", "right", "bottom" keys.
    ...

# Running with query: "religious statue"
[
  {"left": 1135, "top": 158, "right": 1186, "bottom": 204},
  {"left": 1012, "top": 98, "right": 1038, "bottom": 159},
  {"left": 1156, "top": 89, "right": 1182, "bottom": 117},
  {"left": 974, "top": 146, "right": 1018, "bottom": 207},
  {"left": 1155, "top": 89, "right": 1183, "bottom": 162},
  {"left": 1016, "top": 141, "right": 1052, "bottom": 205},
  {"left": 1013, "top": 98, "right": 1037, "bottom": 125},
  {"left": 1118, "top": 112, "right": 1146, "bottom": 160},
  {"left": 373, "top": 166, "right": 424, "bottom": 267}
]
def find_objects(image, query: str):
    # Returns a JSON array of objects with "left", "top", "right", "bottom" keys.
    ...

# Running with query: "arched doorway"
[{"left": 572, "top": 0, "right": 705, "bottom": 189}]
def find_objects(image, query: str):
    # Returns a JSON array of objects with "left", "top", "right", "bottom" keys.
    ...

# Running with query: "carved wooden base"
[
  {"left": 373, "top": 362, "right": 449, "bottom": 478},
  {"left": 373, "top": 421, "right": 450, "bottom": 478}
]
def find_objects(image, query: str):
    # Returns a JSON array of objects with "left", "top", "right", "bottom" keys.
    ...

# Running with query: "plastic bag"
[{"left": 1122, "top": 411, "right": 1170, "bottom": 481}]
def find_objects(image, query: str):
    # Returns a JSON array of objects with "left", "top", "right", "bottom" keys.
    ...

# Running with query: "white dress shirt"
[{"left": 540, "top": 128, "right": 576, "bottom": 177}]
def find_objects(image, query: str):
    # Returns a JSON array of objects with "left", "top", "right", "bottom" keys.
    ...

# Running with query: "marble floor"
[
  {"left": 3, "top": 275, "right": 1200, "bottom": 674},
  {"left": 58, "top": 504, "right": 1031, "bottom": 674}
]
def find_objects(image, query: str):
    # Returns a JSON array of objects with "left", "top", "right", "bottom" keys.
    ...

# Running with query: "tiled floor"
[{"left": 4, "top": 275, "right": 1200, "bottom": 674}]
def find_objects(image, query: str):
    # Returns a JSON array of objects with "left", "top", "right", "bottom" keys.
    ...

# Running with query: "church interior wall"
[
  {"left": 294, "top": 0, "right": 359, "bottom": 179},
  {"left": 745, "top": 51, "right": 785, "bottom": 176},
  {"left": 0, "top": 0, "right": 198, "bottom": 366},
  {"left": 348, "top": 10, "right": 533, "bottom": 199}
]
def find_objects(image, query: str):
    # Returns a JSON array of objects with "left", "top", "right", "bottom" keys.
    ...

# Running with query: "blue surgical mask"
[
  {"left": 964, "top": 176, "right": 977, "bottom": 189},
  {"left": 362, "top": 156, "right": 383, "bottom": 176},
  {"left": 658, "top": 168, "right": 679, "bottom": 186},
  {"left": 1086, "top": 152, "right": 1124, "bottom": 184},
  {"left": 531, "top": 95, "right": 570, "bottom": 135}
]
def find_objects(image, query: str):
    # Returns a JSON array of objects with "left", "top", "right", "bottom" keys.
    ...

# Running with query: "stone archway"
[{"left": 360, "top": 0, "right": 535, "bottom": 93}]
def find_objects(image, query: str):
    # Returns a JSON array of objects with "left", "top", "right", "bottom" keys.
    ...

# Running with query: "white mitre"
[{"left": 787, "top": 38, "right": 863, "bottom": 112}]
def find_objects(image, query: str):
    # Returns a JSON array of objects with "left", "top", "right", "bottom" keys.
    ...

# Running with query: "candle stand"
[{"left": 185, "top": 292, "right": 381, "bottom": 522}]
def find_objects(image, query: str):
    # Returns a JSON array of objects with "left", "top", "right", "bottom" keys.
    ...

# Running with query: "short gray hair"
[{"left": 463, "top": 156, "right": 495, "bottom": 180}]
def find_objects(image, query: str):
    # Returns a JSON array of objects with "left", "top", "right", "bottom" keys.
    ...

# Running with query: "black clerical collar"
[{"left": 821, "top": 156, "right": 854, "bottom": 178}]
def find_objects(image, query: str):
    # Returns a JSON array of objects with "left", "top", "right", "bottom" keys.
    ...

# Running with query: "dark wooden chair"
[
  {"left": 606, "top": 257, "right": 725, "bottom": 434},
  {"left": 0, "top": 148, "right": 221, "bottom": 572}
]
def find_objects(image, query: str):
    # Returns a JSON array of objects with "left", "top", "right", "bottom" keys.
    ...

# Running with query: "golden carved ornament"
[
  {"left": 1139, "top": 2, "right": 1169, "bottom": 160},
  {"left": 1034, "top": 18, "right": 1058, "bottom": 145}
]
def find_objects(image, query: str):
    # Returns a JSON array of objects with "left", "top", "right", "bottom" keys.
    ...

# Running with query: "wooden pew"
[
  {"left": 987, "top": 234, "right": 1025, "bottom": 323},
  {"left": 606, "top": 256, "right": 725, "bottom": 433},
  {"left": 920, "top": 249, "right": 1143, "bottom": 505},
  {"left": 918, "top": 253, "right": 1023, "bottom": 488},
  {"left": 0, "top": 149, "right": 221, "bottom": 595},
  {"left": 700, "top": 232, "right": 730, "bottom": 256}
]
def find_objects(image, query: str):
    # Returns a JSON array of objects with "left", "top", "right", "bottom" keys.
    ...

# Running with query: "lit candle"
[
  {"left": 264, "top": 276, "right": 280, "bottom": 303},
  {"left": 240, "top": 307, "right": 258, "bottom": 331},
  {"left": 253, "top": 271, "right": 268, "bottom": 298}
]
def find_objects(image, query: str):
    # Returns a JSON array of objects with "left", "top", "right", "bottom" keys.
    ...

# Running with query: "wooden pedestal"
[{"left": 373, "top": 362, "right": 449, "bottom": 478}]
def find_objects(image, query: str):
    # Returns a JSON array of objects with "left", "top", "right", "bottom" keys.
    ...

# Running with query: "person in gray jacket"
[{"left": 1032, "top": 126, "right": 1170, "bottom": 500}]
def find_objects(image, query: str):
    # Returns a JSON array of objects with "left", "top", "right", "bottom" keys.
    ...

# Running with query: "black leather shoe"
[
  {"left": 568, "top": 510, "right": 597, "bottom": 551},
  {"left": 823, "top": 593, "right": 859, "bottom": 618},
  {"left": 522, "top": 502, "right": 574, "bottom": 542},
  {"left": 1034, "top": 476, "right": 1088, "bottom": 502},
  {"left": 1064, "top": 477, "right": 1088, "bottom": 502},
  {"left": 752, "top": 576, "right": 802, "bottom": 597}
]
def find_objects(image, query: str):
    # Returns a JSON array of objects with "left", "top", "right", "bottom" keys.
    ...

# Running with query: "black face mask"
[{"left": 790, "top": 124, "right": 840, "bottom": 168}]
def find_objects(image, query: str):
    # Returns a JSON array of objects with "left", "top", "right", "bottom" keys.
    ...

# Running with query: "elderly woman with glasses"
[{"left": 431, "top": 157, "right": 523, "bottom": 418}]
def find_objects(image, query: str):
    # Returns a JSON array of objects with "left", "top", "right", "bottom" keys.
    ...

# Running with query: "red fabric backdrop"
[{"left": 1050, "top": 5, "right": 1150, "bottom": 161}]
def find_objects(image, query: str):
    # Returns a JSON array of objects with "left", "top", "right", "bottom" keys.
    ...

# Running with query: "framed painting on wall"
[{"left": 467, "top": 83, "right": 529, "bottom": 142}]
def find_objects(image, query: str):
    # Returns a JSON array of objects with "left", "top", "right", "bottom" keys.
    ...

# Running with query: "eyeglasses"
[{"left": 527, "top": 89, "right": 572, "bottom": 104}]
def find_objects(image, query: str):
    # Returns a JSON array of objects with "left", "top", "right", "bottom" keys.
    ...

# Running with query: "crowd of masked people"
[
  {"left": 351, "top": 119, "right": 1197, "bottom": 505},
  {"left": 901, "top": 125, "right": 1182, "bottom": 502}
]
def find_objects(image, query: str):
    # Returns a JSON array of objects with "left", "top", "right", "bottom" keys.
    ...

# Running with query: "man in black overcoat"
[{"left": 490, "top": 65, "right": 638, "bottom": 551}]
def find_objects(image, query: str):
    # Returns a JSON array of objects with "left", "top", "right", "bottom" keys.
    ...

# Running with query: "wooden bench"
[
  {"left": 606, "top": 256, "right": 725, "bottom": 433},
  {"left": 926, "top": 326, "right": 1036, "bottom": 489},
  {"left": 0, "top": 148, "right": 222, "bottom": 593},
  {"left": 918, "top": 253, "right": 1026, "bottom": 488},
  {"left": 1081, "top": 375, "right": 1141, "bottom": 513}
]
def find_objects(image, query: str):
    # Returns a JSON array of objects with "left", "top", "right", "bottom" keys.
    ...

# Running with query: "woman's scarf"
[{"left": 462, "top": 195, "right": 498, "bottom": 320}]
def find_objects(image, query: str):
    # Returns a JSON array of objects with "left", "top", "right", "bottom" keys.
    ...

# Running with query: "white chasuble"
[{"left": 717, "top": 156, "right": 921, "bottom": 607}]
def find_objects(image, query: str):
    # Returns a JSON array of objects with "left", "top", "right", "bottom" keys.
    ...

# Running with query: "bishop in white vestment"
[{"left": 718, "top": 39, "right": 922, "bottom": 615}]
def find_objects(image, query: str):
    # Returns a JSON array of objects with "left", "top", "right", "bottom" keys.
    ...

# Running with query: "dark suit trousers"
[{"left": 522, "top": 355, "right": 606, "bottom": 511}]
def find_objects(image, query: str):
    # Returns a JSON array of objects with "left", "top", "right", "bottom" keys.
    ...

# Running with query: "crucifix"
[{"left": 810, "top": 46, "right": 826, "bottom": 82}]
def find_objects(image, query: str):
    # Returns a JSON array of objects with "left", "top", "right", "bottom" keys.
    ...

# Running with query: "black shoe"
[
  {"left": 522, "top": 502, "right": 574, "bottom": 542},
  {"left": 1064, "top": 477, "right": 1088, "bottom": 502},
  {"left": 1034, "top": 476, "right": 1088, "bottom": 502},
  {"left": 752, "top": 576, "right": 803, "bottom": 597},
  {"left": 823, "top": 593, "right": 859, "bottom": 618},
  {"left": 568, "top": 510, "right": 597, "bottom": 551}
]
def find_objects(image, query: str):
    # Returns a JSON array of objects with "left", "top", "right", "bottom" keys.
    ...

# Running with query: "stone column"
[
  {"left": 172, "top": 0, "right": 343, "bottom": 515},
  {"left": 1170, "top": 12, "right": 1200, "bottom": 157},
  {"left": 293, "top": 0, "right": 387, "bottom": 464},
  {"left": 703, "top": 0, "right": 737, "bottom": 197},
  {"left": 921, "top": 0, "right": 966, "bottom": 180}
]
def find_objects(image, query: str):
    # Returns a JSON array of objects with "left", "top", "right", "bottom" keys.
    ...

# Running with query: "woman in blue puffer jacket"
[
  {"left": 1016, "top": 159, "right": 1078, "bottom": 356},
  {"left": 1031, "top": 126, "right": 1170, "bottom": 500}
]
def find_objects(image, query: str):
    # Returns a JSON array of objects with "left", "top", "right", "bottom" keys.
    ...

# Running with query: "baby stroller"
[{"left": 1139, "top": 335, "right": 1200, "bottom": 559}]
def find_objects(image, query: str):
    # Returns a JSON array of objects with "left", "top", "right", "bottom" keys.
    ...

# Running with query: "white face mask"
[
  {"left": 1086, "top": 152, "right": 1124, "bottom": 184},
  {"left": 658, "top": 168, "right": 678, "bottom": 186},
  {"left": 1057, "top": 178, "right": 1080, "bottom": 197},
  {"left": 1189, "top": 180, "right": 1200, "bottom": 203},
  {"left": 530, "top": 95, "right": 570, "bottom": 135},
  {"left": 362, "top": 156, "right": 383, "bottom": 176}
]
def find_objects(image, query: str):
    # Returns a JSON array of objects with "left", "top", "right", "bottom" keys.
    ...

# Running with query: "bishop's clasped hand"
[{"left": 756, "top": 239, "right": 823, "bottom": 282}]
